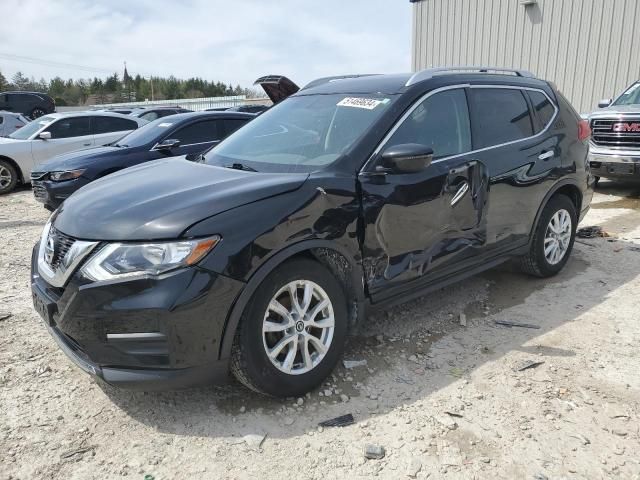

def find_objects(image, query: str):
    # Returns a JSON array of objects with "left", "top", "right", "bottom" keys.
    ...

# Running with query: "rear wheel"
[
  {"left": 519, "top": 195, "right": 577, "bottom": 277},
  {"left": 0, "top": 160, "right": 18, "bottom": 194},
  {"left": 30, "top": 108, "right": 46, "bottom": 119},
  {"left": 231, "top": 258, "right": 348, "bottom": 397}
]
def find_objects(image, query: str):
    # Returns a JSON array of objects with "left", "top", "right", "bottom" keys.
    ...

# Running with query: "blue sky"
[{"left": 0, "top": 0, "right": 412, "bottom": 87}]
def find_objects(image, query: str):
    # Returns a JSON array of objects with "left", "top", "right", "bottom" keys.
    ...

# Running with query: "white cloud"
[{"left": 0, "top": 0, "right": 411, "bottom": 87}]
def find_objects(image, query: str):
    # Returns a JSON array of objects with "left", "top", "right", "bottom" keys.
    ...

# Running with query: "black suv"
[
  {"left": 0, "top": 91, "right": 55, "bottom": 119},
  {"left": 31, "top": 67, "right": 593, "bottom": 397}
]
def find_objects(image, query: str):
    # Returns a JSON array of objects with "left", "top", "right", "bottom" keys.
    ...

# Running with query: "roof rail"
[
  {"left": 302, "top": 74, "right": 380, "bottom": 90},
  {"left": 406, "top": 66, "right": 535, "bottom": 86}
]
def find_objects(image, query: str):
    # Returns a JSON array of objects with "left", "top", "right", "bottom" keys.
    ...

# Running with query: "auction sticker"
[
  {"left": 337, "top": 97, "right": 387, "bottom": 110},
  {"left": 157, "top": 122, "right": 173, "bottom": 128}
]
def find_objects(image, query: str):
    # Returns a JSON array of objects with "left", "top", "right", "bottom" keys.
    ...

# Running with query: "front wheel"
[
  {"left": 231, "top": 258, "right": 348, "bottom": 397},
  {"left": 519, "top": 194, "right": 577, "bottom": 277},
  {"left": 0, "top": 160, "right": 18, "bottom": 194}
]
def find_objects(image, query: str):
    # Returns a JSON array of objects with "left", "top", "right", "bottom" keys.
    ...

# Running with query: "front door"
[
  {"left": 31, "top": 116, "right": 94, "bottom": 167},
  {"left": 358, "top": 87, "right": 489, "bottom": 302}
]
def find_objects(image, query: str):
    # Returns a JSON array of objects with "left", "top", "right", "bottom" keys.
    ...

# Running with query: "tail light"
[{"left": 578, "top": 120, "right": 591, "bottom": 141}]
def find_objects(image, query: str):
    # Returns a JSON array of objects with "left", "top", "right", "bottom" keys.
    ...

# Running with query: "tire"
[
  {"left": 0, "top": 160, "right": 18, "bottom": 195},
  {"left": 30, "top": 108, "right": 46, "bottom": 119},
  {"left": 519, "top": 194, "right": 577, "bottom": 278},
  {"left": 231, "top": 258, "right": 348, "bottom": 397}
]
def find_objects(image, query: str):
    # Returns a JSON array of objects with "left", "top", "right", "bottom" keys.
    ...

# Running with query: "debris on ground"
[
  {"left": 494, "top": 320, "right": 541, "bottom": 329},
  {"left": 406, "top": 458, "right": 422, "bottom": 477},
  {"left": 363, "top": 444, "right": 386, "bottom": 460},
  {"left": 343, "top": 359, "right": 368, "bottom": 369},
  {"left": 242, "top": 434, "right": 266, "bottom": 450},
  {"left": 0, "top": 312, "right": 11, "bottom": 321},
  {"left": 318, "top": 414, "right": 355, "bottom": 428},
  {"left": 577, "top": 225, "right": 610, "bottom": 238},
  {"left": 516, "top": 360, "right": 545, "bottom": 372},
  {"left": 570, "top": 433, "right": 591, "bottom": 445},
  {"left": 444, "top": 411, "right": 463, "bottom": 418},
  {"left": 459, "top": 312, "right": 467, "bottom": 326}
]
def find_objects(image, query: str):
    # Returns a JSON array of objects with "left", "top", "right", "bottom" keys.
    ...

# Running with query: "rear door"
[
  {"left": 0, "top": 94, "right": 10, "bottom": 111},
  {"left": 92, "top": 116, "right": 139, "bottom": 145},
  {"left": 31, "top": 116, "right": 93, "bottom": 166},
  {"left": 359, "top": 87, "right": 489, "bottom": 301},
  {"left": 467, "top": 86, "right": 559, "bottom": 252}
]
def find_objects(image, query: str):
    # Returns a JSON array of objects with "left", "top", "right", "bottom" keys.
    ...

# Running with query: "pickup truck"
[{"left": 588, "top": 81, "right": 640, "bottom": 183}]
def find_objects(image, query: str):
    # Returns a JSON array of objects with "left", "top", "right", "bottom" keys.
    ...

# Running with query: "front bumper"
[
  {"left": 589, "top": 146, "right": 640, "bottom": 180},
  {"left": 32, "top": 177, "right": 90, "bottom": 210},
  {"left": 30, "top": 245, "right": 245, "bottom": 390}
]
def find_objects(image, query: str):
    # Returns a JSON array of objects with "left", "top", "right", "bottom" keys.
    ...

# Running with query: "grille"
[
  {"left": 591, "top": 118, "right": 640, "bottom": 148},
  {"left": 48, "top": 227, "right": 76, "bottom": 270},
  {"left": 32, "top": 181, "right": 47, "bottom": 201}
]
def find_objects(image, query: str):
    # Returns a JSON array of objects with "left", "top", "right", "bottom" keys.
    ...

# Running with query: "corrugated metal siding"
[{"left": 411, "top": 0, "right": 640, "bottom": 113}]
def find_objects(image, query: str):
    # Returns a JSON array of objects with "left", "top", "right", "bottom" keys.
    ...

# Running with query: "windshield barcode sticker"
[
  {"left": 158, "top": 122, "right": 173, "bottom": 127},
  {"left": 337, "top": 97, "right": 386, "bottom": 110}
]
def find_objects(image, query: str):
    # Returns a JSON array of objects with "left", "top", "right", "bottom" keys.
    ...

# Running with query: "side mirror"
[
  {"left": 38, "top": 131, "right": 51, "bottom": 140},
  {"left": 598, "top": 98, "right": 612, "bottom": 108},
  {"left": 155, "top": 138, "right": 181, "bottom": 150},
  {"left": 380, "top": 143, "right": 434, "bottom": 174}
]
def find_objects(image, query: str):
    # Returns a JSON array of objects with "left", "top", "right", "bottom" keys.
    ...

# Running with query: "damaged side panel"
[{"left": 358, "top": 157, "right": 489, "bottom": 302}]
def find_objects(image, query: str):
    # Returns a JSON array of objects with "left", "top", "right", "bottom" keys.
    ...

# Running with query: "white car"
[
  {"left": 0, "top": 111, "right": 30, "bottom": 137},
  {"left": 0, "top": 112, "right": 147, "bottom": 194}
]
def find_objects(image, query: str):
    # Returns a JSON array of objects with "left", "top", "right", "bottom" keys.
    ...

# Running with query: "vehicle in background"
[
  {"left": 0, "top": 111, "right": 30, "bottom": 137},
  {"left": 588, "top": 80, "right": 640, "bottom": 184},
  {"left": 31, "top": 67, "right": 592, "bottom": 397},
  {"left": 226, "top": 104, "right": 270, "bottom": 114},
  {"left": 0, "top": 112, "right": 146, "bottom": 194},
  {"left": 31, "top": 112, "right": 253, "bottom": 210},
  {"left": 129, "top": 106, "right": 192, "bottom": 122},
  {"left": 205, "top": 75, "right": 299, "bottom": 114},
  {"left": 0, "top": 91, "right": 56, "bottom": 119}
]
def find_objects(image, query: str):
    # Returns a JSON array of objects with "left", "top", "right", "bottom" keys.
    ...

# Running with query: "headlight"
[
  {"left": 80, "top": 236, "right": 220, "bottom": 281},
  {"left": 49, "top": 169, "right": 86, "bottom": 182}
]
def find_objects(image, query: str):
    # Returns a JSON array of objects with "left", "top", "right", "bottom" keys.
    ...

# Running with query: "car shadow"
[{"left": 97, "top": 188, "right": 640, "bottom": 440}]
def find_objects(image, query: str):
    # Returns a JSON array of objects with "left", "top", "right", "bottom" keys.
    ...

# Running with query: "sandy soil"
[{"left": 1, "top": 181, "right": 639, "bottom": 480}]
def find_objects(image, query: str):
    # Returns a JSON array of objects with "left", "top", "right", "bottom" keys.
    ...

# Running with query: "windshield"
[
  {"left": 613, "top": 82, "right": 640, "bottom": 106},
  {"left": 112, "top": 117, "right": 178, "bottom": 147},
  {"left": 9, "top": 116, "right": 55, "bottom": 140},
  {"left": 204, "top": 93, "right": 396, "bottom": 173}
]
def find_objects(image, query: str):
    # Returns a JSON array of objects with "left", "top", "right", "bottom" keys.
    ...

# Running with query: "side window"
[
  {"left": 171, "top": 120, "right": 221, "bottom": 144},
  {"left": 527, "top": 91, "right": 556, "bottom": 132},
  {"left": 387, "top": 89, "right": 471, "bottom": 159},
  {"left": 470, "top": 88, "right": 534, "bottom": 148},
  {"left": 223, "top": 118, "right": 249, "bottom": 137},
  {"left": 93, "top": 116, "right": 138, "bottom": 134},
  {"left": 45, "top": 117, "right": 91, "bottom": 139}
]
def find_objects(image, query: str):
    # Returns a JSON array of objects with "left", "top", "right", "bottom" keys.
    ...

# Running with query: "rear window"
[
  {"left": 470, "top": 88, "right": 534, "bottom": 148},
  {"left": 93, "top": 116, "right": 138, "bottom": 134},
  {"left": 528, "top": 91, "right": 556, "bottom": 132},
  {"left": 172, "top": 120, "right": 221, "bottom": 144}
]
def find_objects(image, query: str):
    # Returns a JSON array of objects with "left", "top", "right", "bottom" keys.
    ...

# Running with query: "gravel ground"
[{"left": 1, "top": 181, "right": 639, "bottom": 480}]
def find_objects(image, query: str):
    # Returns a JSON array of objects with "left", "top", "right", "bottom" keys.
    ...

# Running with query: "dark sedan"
[{"left": 31, "top": 111, "right": 253, "bottom": 210}]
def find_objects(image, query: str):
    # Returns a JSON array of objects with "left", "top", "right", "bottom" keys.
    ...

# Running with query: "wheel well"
[
  {"left": 552, "top": 184, "right": 582, "bottom": 214},
  {"left": 0, "top": 156, "right": 24, "bottom": 184},
  {"left": 286, "top": 248, "right": 362, "bottom": 330}
]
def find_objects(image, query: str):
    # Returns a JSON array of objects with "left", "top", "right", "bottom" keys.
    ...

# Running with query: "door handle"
[
  {"left": 83, "top": 143, "right": 91, "bottom": 146},
  {"left": 450, "top": 181, "right": 469, "bottom": 206},
  {"left": 538, "top": 150, "right": 554, "bottom": 161}
]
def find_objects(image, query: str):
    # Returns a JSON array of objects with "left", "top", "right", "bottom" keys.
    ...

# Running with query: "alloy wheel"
[
  {"left": 31, "top": 108, "right": 46, "bottom": 119},
  {"left": 544, "top": 208, "right": 572, "bottom": 265},
  {"left": 0, "top": 166, "right": 12, "bottom": 189},
  {"left": 262, "top": 280, "right": 335, "bottom": 375}
]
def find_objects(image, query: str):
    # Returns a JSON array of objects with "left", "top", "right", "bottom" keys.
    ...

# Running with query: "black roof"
[
  {"left": 296, "top": 69, "right": 550, "bottom": 97},
  {"left": 151, "top": 111, "right": 254, "bottom": 122},
  {"left": 1, "top": 90, "right": 52, "bottom": 97}
]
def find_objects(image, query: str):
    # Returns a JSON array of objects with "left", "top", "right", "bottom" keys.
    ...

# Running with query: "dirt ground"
[{"left": 1, "top": 181, "right": 639, "bottom": 480}]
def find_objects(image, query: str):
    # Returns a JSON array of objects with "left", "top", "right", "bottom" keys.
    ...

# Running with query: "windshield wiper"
[{"left": 224, "top": 162, "right": 258, "bottom": 172}]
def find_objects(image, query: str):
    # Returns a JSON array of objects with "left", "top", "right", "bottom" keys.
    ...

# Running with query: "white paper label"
[
  {"left": 158, "top": 122, "right": 173, "bottom": 128},
  {"left": 337, "top": 97, "right": 386, "bottom": 110}
]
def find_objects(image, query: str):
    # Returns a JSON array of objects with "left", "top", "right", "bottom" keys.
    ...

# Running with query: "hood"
[
  {"left": 35, "top": 146, "right": 121, "bottom": 172},
  {"left": 590, "top": 105, "right": 640, "bottom": 118},
  {"left": 53, "top": 158, "right": 309, "bottom": 241},
  {"left": 254, "top": 75, "right": 300, "bottom": 104}
]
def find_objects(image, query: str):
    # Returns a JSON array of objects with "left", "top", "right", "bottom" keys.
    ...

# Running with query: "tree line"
[{"left": 0, "top": 70, "right": 259, "bottom": 106}]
